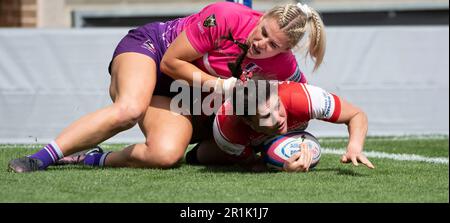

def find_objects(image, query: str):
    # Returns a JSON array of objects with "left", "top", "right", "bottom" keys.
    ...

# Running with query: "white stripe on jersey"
[
  {"left": 213, "top": 115, "right": 246, "bottom": 156},
  {"left": 203, "top": 53, "right": 218, "bottom": 77},
  {"left": 287, "top": 66, "right": 302, "bottom": 82},
  {"left": 304, "top": 85, "right": 336, "bottom": 120},
  {"left": 299, "top": 84, "right": 313, "bottom": 119}
]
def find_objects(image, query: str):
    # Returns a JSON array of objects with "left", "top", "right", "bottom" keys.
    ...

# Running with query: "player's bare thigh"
[
  {"left": 53, "top": 53, "right": 158, "bottom": 154},
  {"left": 137, "top": 95, "right": 194, "bottom": 166},
  {"left": 109, "top": 52, "right": 157, "bottom": 104}
]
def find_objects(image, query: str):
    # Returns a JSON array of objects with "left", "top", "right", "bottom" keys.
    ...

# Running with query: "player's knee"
[
  {"left": 112, "top": 102, "right": 146, "bottom": 128},
  {"left": 145, "top": 143, "right": 185, "bottom": 169},
  {"left": 154, "top": 154, "right": 183, "bottom": 169}
]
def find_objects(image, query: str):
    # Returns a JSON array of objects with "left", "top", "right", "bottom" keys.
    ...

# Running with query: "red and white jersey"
[{"left": 213, "top": 82, "right": 341, "bottom": 157}]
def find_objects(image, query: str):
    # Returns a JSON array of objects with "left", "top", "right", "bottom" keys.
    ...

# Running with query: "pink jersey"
[
  {"left": 182, "top": 2, "right": 304, "bottom": 82},
  {"left": 213, "top": 82, "right": 341, "bottom": 158}
]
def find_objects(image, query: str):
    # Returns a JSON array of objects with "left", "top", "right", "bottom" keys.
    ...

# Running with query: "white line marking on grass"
[
  {"left": 319, "top": 135, "right": 448, "bottom": 143},
  {"left": 323, "top": 148, "right": 449, "bottom": 165}
]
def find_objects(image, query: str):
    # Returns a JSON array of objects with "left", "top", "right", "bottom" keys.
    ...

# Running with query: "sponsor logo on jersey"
[
  {"left": 203, "top": 14, "right": 217, "bottom": 28},
  {"left": 323, "top": 92, "right": 333, "bottom": 118},
  {"left": 141, "top": 39, "right": 156, "bottom": 54},
  {"left": 243, "top": 62, "right": 262, "bottom": 73}
]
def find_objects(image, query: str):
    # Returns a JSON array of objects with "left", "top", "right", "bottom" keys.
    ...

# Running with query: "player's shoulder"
[
  {"left": 278, "top": 81, "right": 330, "bottom": 97},
  {"left": 278, "top": 80, "right": 305, "bottom": 90},
  {"left": 206, "top": 2, "right": 253, "bottom": 11},
  {"left": 201, "top": 2, "right": 260, "bottom": 19}
]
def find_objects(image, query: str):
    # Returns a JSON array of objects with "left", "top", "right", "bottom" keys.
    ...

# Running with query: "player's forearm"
[
  {"left": 160, "top": 58, "right": 218, "bottom": 87},
  {"left": 346, "top": 110, "right": 368, "bottom": 152}
]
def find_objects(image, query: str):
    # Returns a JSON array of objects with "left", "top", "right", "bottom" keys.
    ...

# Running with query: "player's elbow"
[
  {"left": 160, "top": 54, "right": 182, "bottom": 78},
  {"left": 352, "top": 108, "right": 368, "bottom": 125},
  {"left": 160, "top": 56, "right": 173, "bottom": 75},
  {"left": 357, "top": 108, "right": 368, "bottom": 120},
  {"left": 344, "top": 107, "right": 367, "bottom": 126}
]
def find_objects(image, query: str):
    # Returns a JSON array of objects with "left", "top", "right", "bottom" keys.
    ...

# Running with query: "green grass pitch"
[{"left": 0, "top": 136, "right": 448, "bottom": 203}]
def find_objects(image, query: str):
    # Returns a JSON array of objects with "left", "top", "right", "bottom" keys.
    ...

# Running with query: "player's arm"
[
  {"left": 160, "top": 31, "right": 218, "bottom": 87},
  {"left": 333, "top": 98, "right": 375, "bottom": 169}
]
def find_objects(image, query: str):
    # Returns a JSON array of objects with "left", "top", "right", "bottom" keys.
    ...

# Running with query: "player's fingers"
[
  {"left": 351, "top": 156, "right": 359, "bottom": 166},
  {"left": 300, "top": 143, "right": 308, "bottom": 158},
  {"left": 359, "top": 156, "right": 375, "bottom": 169},
  {"left": 295, "top": 151, "right": 304, "bottom": 168},
  {"left": 288, "top": 149, "right": 303, "bottom": 172},
  {"left": 303, "top": 147, "right": 312, "bottom": 171},
  {"left": 340, "top": 155, "right": 349, "bottom": 163},
  {"left": 284, "top": 152, "right": 301, "bottom": 172},
  {"left": 301, "top": 148, "right": 312, "bottom": 172},
  {"left": 287, "top": 151, "right": 302, "bottom": 163}
]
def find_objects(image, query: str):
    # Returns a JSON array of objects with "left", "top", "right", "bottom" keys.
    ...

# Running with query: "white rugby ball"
[{"left": 262, "top": 131, "right": 321, "bottom": 171}]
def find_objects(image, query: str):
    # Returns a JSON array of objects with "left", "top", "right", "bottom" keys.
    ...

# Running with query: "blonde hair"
[{"left": 264, "top": 4, "right": 326, "bottom": 71}]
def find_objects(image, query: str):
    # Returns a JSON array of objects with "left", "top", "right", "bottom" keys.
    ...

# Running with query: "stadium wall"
[{"left": 0, "top": 26, "right": 448, "bottom": 143}]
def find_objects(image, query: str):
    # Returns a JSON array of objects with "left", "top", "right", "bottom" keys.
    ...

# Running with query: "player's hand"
[
  {"left": 340, "top": 146, "right": 375, "bottom": 169},
  {"left": 214, "top": 77, "right": 237, "bottom": 95},
  {"left": 283, "top": 143, "right": 312, "bottom": 172}
]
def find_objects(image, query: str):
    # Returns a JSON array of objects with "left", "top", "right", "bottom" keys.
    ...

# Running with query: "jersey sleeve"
[
  {"left": 288, "top": 65, "right": 308, "bottom": 83},
  {"left": 304, "top": 84, "right": 341, "bottom": 122},
  {"left": 284, "top": 55, "right": 307, "bottom": 83},
  {"left": 185, "top": 4, "right": 230, "bottom": 54}
]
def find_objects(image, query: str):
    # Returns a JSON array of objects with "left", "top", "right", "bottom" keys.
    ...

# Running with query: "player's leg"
[
  {"left": 8, "top": 52, "right": 157, "bottom": 172},
  {"left": 103, "top": 95, "right": 193, "bottom": 168},
  {"left": 57, "top": 52, "right": 156, "bottom": 154}
]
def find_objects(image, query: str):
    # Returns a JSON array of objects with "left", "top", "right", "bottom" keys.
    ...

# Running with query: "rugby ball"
[{"left": 262, "top": 131, "right": 321, "bottom": 171}]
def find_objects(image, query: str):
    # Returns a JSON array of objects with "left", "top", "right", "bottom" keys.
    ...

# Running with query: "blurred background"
[
  {"left": 1, "top": 0, "right": 448, "bottom": 27},
  {"left": 0, "top": 0, "right": 448, "bottom": 143}
]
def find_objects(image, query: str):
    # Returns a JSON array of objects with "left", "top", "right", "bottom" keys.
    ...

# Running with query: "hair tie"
[{"left": 296, "top": 3, "right": 312, "bottom": 18}]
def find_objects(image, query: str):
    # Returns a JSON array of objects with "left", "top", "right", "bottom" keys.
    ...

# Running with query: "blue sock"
[
  {"left": 84, "top": 151, "right": 111, "bottom": 167},
  {"left": 29, "top": 141, "right": 64, "bottom": 170}
]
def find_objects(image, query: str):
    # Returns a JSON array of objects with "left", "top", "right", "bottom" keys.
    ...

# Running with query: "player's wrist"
[
  {"left": 346, "top": 141, "right": 364, "bottom": 153},
  {"left": 213, "top": 77, "right": 223, "bottom": 92},
  {"left": 213, "top": 77, "right": 237, "bottom": 94}
]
